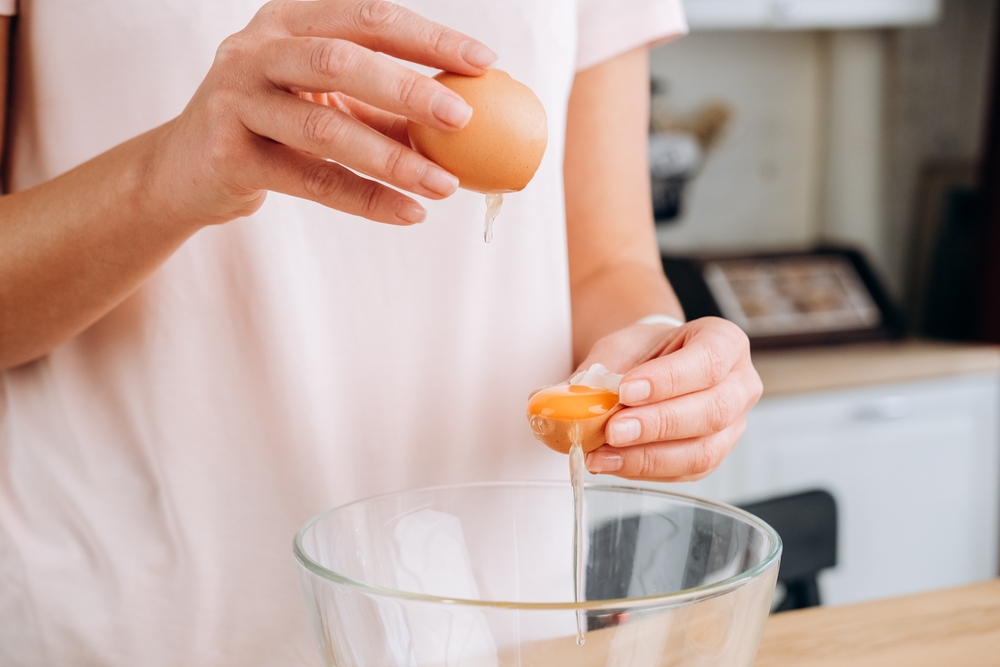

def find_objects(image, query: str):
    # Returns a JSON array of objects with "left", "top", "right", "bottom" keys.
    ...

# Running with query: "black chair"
[
  {"left": 738, "top": 489, "right": 838, "bottom": 612},
  {"left": 582, "top": 488, "right": 838, "bottom": 627}
]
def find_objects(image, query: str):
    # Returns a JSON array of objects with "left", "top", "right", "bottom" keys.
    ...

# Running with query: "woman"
[{"left": 0, "top": 0, "right": 761, "bottom": 664}]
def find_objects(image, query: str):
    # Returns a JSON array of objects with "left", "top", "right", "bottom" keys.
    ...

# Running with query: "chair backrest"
[
  {"left": 739, "top": 489, "right": 838, "bottom": 610},
  {"left": 583, "top": 489, "right": 838, "bottom": 613}
]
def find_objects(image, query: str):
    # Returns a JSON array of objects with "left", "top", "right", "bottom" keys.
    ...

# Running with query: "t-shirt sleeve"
[
  {"left": 0, "top": 0, "right": 17, "bottom": 17},
  {"left": 576, "top": 0, "right": 687, "bottom": 72}
]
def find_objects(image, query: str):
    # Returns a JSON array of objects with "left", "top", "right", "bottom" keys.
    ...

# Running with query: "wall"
[
  {"left": 650, "top": 31, "right": 825, "bottom": 254},
  {"left": 650, "top": 0, "right": 996, "bottom": 304}
]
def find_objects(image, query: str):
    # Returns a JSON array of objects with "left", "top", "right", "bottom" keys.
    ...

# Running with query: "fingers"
[
  {"left": 617, "top": 317, "right": 749, "bottom": 405},
  {"left": 323, "top": 94, "right": 411, "bottom": 145},
  {"left": 265, "top": 37, "right": 474, "bottom": 130},
  {"left": 245, "top": 139, "right": 427, "bottom": 225},
  {"left": 243, "top": 91, "right": 459, "bottom": 199},
  {"left": 586, "top": 419, "right": 746, "bottom": 482},
  {"left": 299, "top": 92, "right": 410, "bottom": 145},
  {"left": 577, "top": 320, "right": 679, "bottom": 377},
  {"left": 281, "top": 0, "right": 497, "bottom": 74},
  {"left": 606, "top": 367, "right": 760, "bottom": 445},
  {"left": 571, "top": 316, "right": 760, "bottom": 482}
]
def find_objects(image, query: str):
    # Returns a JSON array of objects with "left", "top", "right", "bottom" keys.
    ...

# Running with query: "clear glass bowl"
[{"left": 294, "top": 481, "right": 781, "bottom": 667}]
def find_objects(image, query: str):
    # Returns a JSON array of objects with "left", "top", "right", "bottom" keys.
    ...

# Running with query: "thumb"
[{"left": 576, "top": 321, "right": 681, "bottom": 376}]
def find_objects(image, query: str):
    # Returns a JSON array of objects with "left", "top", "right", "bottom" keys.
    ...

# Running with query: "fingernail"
[
  {"left": 619, "top": 380, "right": 651, "bottom": 404},
  {"left": 420, "top": 166, "right": 459, "bottom": 197},
  {"left": 431, "top": 93, "right": 473, "bottom": 128},
  {"left": 608, "top": 419, "right": 641, "bottom": 446},
  {"left": 461, "top": 42, "right": 498, "bottom": 69},
  {"left": 395, "top": 200, "right": 426, "bottom": 224},
  {"left": 587, "top": 450, "right": 623, "bottom": 474}
]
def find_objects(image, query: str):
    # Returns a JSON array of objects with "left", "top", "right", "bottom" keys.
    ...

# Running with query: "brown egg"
[
  {"left": 407, "top": 69, "right": 548, "bottom": 193},
  {"left": 526, "top": 385, "right": 623, "bottom": 455}
]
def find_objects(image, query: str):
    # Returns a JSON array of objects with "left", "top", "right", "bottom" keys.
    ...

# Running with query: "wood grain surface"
[
  {"left": 752, "top": 340, "right": 1000, "bottom": 397},
  {"left": 754, "top": 579, "right": 1000, "bottom": 666}
]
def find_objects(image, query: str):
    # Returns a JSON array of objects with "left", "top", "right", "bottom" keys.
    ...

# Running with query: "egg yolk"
[{"left": 527, "top": 385, "right": 620, "bottom": 420}]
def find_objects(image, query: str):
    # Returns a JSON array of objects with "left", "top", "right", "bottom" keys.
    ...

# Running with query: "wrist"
[
  {"left": 141, "top": 117, "right": 263, "bottom": 233},
  {"left": 131, "top": 120, "right": 211, "bottom": 236}
]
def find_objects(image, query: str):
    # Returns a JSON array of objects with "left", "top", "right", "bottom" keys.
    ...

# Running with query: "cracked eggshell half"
[{"left": 526, "top": 364, "right": 624, "bottom": 455}]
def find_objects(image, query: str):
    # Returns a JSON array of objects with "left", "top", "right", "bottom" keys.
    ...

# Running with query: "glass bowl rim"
[{"left": 293, "top": 480, "right": 782, "bottom": 612}]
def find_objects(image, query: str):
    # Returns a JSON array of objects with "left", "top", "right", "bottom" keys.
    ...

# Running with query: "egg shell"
[
  {"left": 407, "top": 69, "right": 548, "bottom": 194},
  {"left": 527, "top": 404, "right": 623, "bottom": 455}
]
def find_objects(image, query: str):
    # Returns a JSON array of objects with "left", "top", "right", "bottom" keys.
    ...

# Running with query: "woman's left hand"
[{"left": 582, "top": 316, "right": 763, "bottom": 481}]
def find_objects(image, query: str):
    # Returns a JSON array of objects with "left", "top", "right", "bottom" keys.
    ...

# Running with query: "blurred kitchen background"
[{"left": 641, "top": 0, "right": 1000, "bottom": 613}]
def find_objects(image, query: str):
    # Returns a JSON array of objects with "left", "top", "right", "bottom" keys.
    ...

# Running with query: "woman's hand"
[
  {"left": 153, "top": 0, "right": 496, "bottom": 228},
  {"left": 0, "top": 0, "right": 497, "bottom": 369},
  {"left": 581, "top": 317, "right": 763, "bottom": 481}
]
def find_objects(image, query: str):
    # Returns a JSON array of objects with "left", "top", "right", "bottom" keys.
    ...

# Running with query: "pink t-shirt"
[{"left": 0, "top": 1, "right": 686, "bottom": 664}]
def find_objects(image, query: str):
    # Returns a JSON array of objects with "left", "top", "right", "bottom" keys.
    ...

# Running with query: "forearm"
[
  {"left": 0, "top": 122, "right": 199, "bottom": 369},
  {"left": 564, "top": 46, "right": 683, "bottom": 366}
]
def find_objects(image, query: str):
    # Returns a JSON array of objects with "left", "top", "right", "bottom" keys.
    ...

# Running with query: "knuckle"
[
  {"left": 716, "top": 316, "right": 751, "bottom": 350},
  {"left": 302, "top": 162, "right": 346, "bottom": 199},
  {"left": 701, "top": 340, "right": 729, "bottom": 386},
  {"left": 214, "top": 37, "right": 235, "bottom": 65},
  {"left": 302, "top": 106, "right": 341, "bottom": 148},
  {"left": 708, "top": 390, "right": 740, "bottom": 433},
  {"left": 653, "top": 407, "right": 676, "bottom": 442},
  {"left": 311, "top": 39, "right": 351, "bottom": 80},
  {"left": 690, "top": 438, "right": 723, "bottom": 477},
  {"left": 357, "top": 0, "right": 399, "bottom": 33},
  {"left": 661, "top": 363, "right": 681, "bottom": 397},
  {"left": 427, "top": 23, "right": 452, "bottom": 53},
  {"left": 214, "top": 35, "right": 248, "bottom": 70},
  {"left": 354, "top": 177, "right": 384, "bottom": 218},
  {"left": 395, "top": 73, "right": 424, "bottom": 109},
  {"left": 382, "top": 144, "right": 410, "bottom": 182},
  {"left": 634, "top": 447, "right": 659, "bottom": 479},
  {"left": 708, "top": 315, "right": 737, "bottom": 333},
  {"left": 268, "top": 0, "right": 297, "bottom": 24},
  {"left": 271, "top": 0, "right": 306, "bottom": 27},
  {"left": 256, "top": 0, "right": 285, "bottom": 23}
]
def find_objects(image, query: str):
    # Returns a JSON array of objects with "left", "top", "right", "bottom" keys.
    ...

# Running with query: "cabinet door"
[{"left": 665, "top": 373, "right": 1000, "bottom": 606}]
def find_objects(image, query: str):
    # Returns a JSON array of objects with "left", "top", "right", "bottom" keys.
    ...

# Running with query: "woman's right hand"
[{"left": 152, "top": 0, "right": 495, "bottom": 228}]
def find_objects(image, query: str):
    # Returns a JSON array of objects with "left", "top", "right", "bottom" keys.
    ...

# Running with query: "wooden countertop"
[
  {"left": 753, "top": 340, "right": 1000, "bottom": 397},
  {"left": 754, "top": 579, "right": 1000, "bottom": 666}
]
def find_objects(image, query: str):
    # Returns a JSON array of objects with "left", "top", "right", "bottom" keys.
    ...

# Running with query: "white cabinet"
[
  {"left": 684, "top": 0, "right": 941, "bottom": 30},
  {"left": 666, "top": 372, "right": 1000, "bottom": 606}
]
